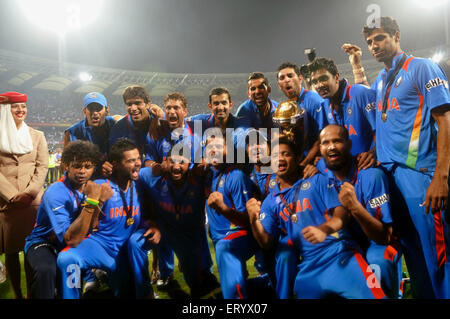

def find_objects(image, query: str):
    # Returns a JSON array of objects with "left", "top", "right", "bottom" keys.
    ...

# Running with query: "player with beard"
[
  {"left": 144, "top": 92, "right": 206, "bottom": 289},
  {"left": 57, "top": 138, "right": 147, "bottom": 299},
  {"left": 309, "top": 58, "right": 376, "bottom": 171},
  {"left": 319, "top": 124, "right": 402, "bottom": 298},
  {"left": 128, "top": 150, "right": 219, "bottom": 298},
  {"left": 247, "top": 137, "right": 386, "bottom": 299},
  {"left": 235, "top": 72, "right": 279, "bottom": 133}
]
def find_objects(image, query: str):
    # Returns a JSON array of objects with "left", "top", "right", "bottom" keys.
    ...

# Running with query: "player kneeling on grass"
[
  {"left": 24, "top": 141, "right": 106, "bottom": 299},
  {"left": 319, "top": 124, "right": 402, "bottom": 298},
  {"left": 246, "top": 137, "right": 387, "bottom": 299},
  {"left": 56, "top": 138, "right": 154, "bottom": 299},
  {"left": 128, "top": 147, "right": 218, "bottom": 298}
]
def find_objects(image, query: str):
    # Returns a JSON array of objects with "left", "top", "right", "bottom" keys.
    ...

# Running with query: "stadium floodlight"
[
  {"left": 431, "top": 52, "right": 445, "bottom": 63},
  {"left": 17, "top": 0, "right": 103, "bottom": 36},
  {"left": 79, "top": 72, "right": 93, "bottom": 82}
]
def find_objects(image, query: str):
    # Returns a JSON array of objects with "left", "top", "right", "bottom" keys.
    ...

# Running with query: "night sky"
[{"left": 0, "top": 0, "right": 448, "bottom": 73}]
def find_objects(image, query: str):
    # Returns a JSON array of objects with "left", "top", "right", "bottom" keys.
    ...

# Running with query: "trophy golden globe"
[{"left": 272, "top": 100, "right": 306, "bottom": 142}]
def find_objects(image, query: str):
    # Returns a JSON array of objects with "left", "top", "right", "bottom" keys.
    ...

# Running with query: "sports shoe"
[{"left": 156, "top": 275, "right": 175, "bottom": 290}]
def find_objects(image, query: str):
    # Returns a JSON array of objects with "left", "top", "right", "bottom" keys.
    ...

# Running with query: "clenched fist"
[
  {"left": 102, "top": 161, "right": 113, "bottom": 178},
  {"left": 338, "top": 182, "right": 360, "bottom": 212},
  {"left": 83, "top": 181, "right": 102, "bottom": 200},
  {"left": 246, "top": 198, "right": 261, "bottom": 223},
  {"left": 302, "top": 226, "right": 327, "bottom": 244},
  {"left": 99, "top": 183, "right": 114, "bottom": 203},
  {"left": 207, "top": 191, "right": 227, "bottom": 213}
]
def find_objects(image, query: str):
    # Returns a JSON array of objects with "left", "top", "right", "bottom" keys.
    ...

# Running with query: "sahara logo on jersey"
[
  {"left": 369, "top": 193, "right": 389, "bottom": 208},
  {"left": 425, "top": 78, "right": 448, "bottom": 92}
]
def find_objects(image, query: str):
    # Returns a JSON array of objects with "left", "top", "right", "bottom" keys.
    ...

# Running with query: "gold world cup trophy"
[{"left": 272, "top": 100, "right": 306, "bottom": 144}]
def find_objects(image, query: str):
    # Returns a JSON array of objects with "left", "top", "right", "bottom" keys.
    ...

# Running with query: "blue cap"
[{"left": 83, "top": 92, "right": 107, "bottom": 108}]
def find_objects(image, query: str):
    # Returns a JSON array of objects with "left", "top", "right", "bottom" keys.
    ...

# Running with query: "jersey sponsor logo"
[
  {"left": 219, "top": 179, "right": 225, "bottom": 188},
  {"left": 327, "top": 183, "right": 334, "bottom": 189},
  {"left": 259, "top": 212, "right": 265, "bottom": 220},
  {"left": 365, "top": 102, "right": 376, "bottom": 112},
  {"left": 425, "top": 77, "right": 448, "bottom": 92},
  {"left": 369, "top": 193, "right": 389, "bottom": 208},
  {"left": 394, "top": 76, "right": 403, "bottom": 88},
  {"left": 316, "top": 106, "right": 323, "bottom": 113},
  {"left": 52, "top": 205, "right": 64, "bottom": 212},
  {"left": 243, "top": 190, "right": 248, "bottom": 195}
]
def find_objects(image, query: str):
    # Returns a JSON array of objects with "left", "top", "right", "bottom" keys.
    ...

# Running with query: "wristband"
[{"left": 85, "top": 198, "right": 99, "bottom": 206}]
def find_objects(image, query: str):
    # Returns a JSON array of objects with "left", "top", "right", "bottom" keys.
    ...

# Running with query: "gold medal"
[
  {"left": 381, "top": 113, "right": 387, "bottom": 122},
  {"left": 291, "top": 214, "right": 298, "bottom": 223},
  {"left": 126, "top": 218, "right": 134, "bottom": 226}
]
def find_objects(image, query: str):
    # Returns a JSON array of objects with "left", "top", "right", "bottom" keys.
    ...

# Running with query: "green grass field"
[{"left": 0, "top": 239, "right": 412, "bottom": 299}]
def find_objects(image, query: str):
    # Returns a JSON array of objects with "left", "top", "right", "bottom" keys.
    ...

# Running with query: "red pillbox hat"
[{"left": 0, "top": 92, "right": 28, "bottom": 104}]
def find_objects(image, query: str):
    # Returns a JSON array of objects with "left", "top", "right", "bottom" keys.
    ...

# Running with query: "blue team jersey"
[
  {"left": 323, "top": 161, "right": 393, "bottom": 247},
  {"left": 89, "top": 179, "right": 140, "bottom": 254},
  {"left": 137, "top": 167, "right": 206, "bottom": 232},
  {"left": 65, "top": 116, "right": 116, "bottom": 156},
  {"left": 109, "top": 115, "right": 150, "bottom": 161},
  {"left": 234, "top": 98, "right": 279, "bottom": 129},
  {"left": 260, "top": 173, "right": 347, "bottom": 260},
  {"left": 205, "top": 166, "right": 254, "bottom": 243},
  {"left": 25, "top": 176, "right": 86, "bottom": 253},
  {"left": 249, "top": 166, "right": 277, "bottom": 201},
  {"left": 144, "top": 120, "right": 201, "bottom": 165},
  {"left": 187, "top": 113, "right": 246, "bottom": 163},
  {"left": 296, "top": 88, "right": 328, "bottom": 153},
  {"left": 323, "top": 79, "right": 376, "bottom": 156},
  {"left": 371, "top": 51, "right": 450, "bottom": 172}
]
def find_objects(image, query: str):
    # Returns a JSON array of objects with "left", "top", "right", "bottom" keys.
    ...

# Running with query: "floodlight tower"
[{"left": 17, "top": 0, "right": 103, "bottom": 74}]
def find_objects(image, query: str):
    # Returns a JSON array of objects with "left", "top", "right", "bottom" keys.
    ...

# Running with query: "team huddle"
[{"left": 1, "top": 16, "right": 449, "bottom": 299}]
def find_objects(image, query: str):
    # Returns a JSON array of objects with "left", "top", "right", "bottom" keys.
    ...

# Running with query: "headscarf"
[{"left": 0, "top": 92, "right": 33, "bottom": 154}]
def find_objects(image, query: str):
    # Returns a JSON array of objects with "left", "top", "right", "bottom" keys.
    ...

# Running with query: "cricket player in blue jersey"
[
  {"left": 57, "top": 138, "right": 144, "bottom": 299},
  {"left": 204, "top": 134, "right": 258, "bottom": 299},
  {"left": 364, "top": 16, "right": 450, "bottom": 298},
  {"left": 106, "top": 85, "right": 164, "bottom": 164},
  {"left": 309, "top": 58, "right": 377, "bottom": 170},
  {"left": 144, "top": 92, "right": 205, "bottom": 288},
  {"left": 128, "top": 149, "right": 218, "bottom": 298},
  {"left": 247, "top": 137, "right": 387, "bottom": 299},
  {"left": 64, "top": 92, "right": 116, "bottom": 158},
  {"left": 188, "top": 87, "right": 245, "bottom": 159},
  {"left": 103, "top": 85, "right": 164, "bottom": 285},
  {"left": 145, "top": 92, "right": 201, "bottom": 170},
  {"left": 320, "top": 124, "right": 402, "bottom": 298},
  {"left": 277, "top": 61, "right": 328, "bottom": 166},
  {"left": 235, "top": 72, "right": 279, "bottom": 131},
  {"left": 24, "top": 141, "right": 103, "bottom": 298}
]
